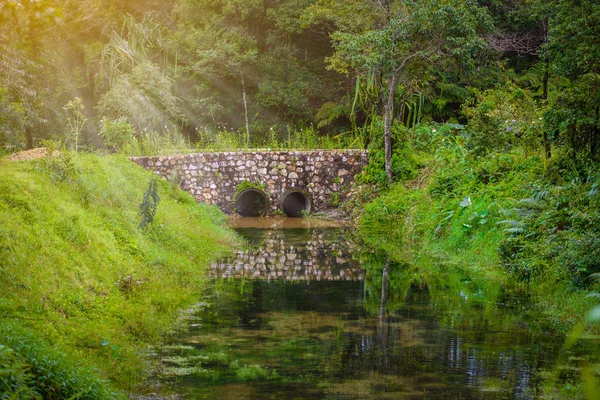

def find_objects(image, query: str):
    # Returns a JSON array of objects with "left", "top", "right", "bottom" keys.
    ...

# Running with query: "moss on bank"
[{"left": 0, "top": 153, "right": 238, "bottom": 397}]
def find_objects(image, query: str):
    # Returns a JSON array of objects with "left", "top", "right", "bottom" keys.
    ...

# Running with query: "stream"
[{"left": 155, "top": 218, "right": 588, "bottom": 399}]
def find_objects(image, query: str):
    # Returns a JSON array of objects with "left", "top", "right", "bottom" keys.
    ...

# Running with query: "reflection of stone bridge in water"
[{"left": 210, "top": 229, "right": 364, "bottom": 281}]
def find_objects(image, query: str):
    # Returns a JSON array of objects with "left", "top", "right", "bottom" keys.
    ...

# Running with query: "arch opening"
[
  {"left": 236, "top": 188, "right": 268, "bottom": 217},
  {"left": 281, "top": 190, "right": 311, "bottom": 218}
]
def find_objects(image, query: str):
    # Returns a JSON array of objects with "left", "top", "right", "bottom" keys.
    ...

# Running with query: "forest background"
[{"left": 0, "top": 0, "right": 595, "bottom": 161}]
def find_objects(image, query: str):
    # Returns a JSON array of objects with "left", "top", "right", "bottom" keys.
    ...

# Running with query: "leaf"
[
  {"left": 459, "top": 196, "right": 471, "bottom": 208},
  {"left": 101, "top": 340, "right": 110, "bottom": 347},
  {"left": 586, "top": 306, "right": 600, "bottom": 322},
  {"left": 588, "top": 273, "right": 600, "bottom": 282}
]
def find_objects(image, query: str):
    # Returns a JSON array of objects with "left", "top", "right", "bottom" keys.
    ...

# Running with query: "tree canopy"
[{"left": 0, "top": 0, "right": 597, "bottom": 167}]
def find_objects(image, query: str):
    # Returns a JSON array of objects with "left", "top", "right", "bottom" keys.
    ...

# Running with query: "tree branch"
[
  {"left": 375, "top": 0, "right": 389, "bottom": 17},
  {"left": 394, "top": 52, "right": 425, "bottom": 74},
  {"left": 486, "top": 30, "right": 545, "bottom": 56}
]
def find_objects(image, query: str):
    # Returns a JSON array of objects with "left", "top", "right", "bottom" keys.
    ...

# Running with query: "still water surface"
[{"left": 159, "top": 219, "right": 569, "bottom": 399}]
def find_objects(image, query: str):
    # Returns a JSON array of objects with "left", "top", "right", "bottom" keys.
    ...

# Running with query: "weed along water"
[{"left": 156, "top": 218, "right": 592, "bottom": 399}]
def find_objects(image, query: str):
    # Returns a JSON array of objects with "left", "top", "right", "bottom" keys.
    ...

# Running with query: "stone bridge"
[{"left": 130, "top": 150, "right": 368, "bottom": 217}]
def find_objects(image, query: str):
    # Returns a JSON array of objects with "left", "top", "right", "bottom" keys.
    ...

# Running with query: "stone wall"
[{"left": 130, "top": 150, "right": 368, "bottom": 215}]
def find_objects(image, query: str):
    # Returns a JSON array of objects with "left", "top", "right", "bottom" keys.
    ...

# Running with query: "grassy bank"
[
  {"left": 355, "top": 125, "right": 600, "bottom": 334},
  {"left": 0, "top": 152, "right": 238, "bottom": 398}
]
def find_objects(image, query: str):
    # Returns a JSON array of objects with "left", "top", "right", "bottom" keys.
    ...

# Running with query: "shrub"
[
  {"left": 1, "top": 324, "right": 120, "bottom": 399},
  {"left": 98, "top": 117, "right": 136, "bottom": 152},
  {"left": 499, "top": 170, "right": 600, "bottom": 286},
  {"left": 462, "top": 83, "right": 543, "bottom": 155},
  {"left": 358, "top": 120, "right": 419, "bottom": 187}
]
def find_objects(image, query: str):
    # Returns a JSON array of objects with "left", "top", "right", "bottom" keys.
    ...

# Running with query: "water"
[{"left": 157, "top": 220, "right": 574, "bottom": 399}]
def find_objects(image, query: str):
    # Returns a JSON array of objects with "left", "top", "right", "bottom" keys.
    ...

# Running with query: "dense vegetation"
[
  {"left": 1, "top": 0, "right": 600, "bottom": 397},
  {"left": 1, "top": 0, "right": 596, "bottom": 159},
  {"left": 0, "top": 153, "right": 237, "bottom": 397}
]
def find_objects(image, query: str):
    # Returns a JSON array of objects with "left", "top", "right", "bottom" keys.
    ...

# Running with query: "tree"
[
  {"left": 174, "top": 0, "right": 260, "bottom": 143},
  {"left": 541, "top": 0, "right": 600, "bottom": 160},
  {"left": 0, "top": 86, "right": 26, "bottom": 153},
  {"left": 97, "top": 62, "right": 185, "bottom": 133},
  {"left": 0, "top": 1, "right": 66, "bottom": 150},
  {"left": 306, "top": 0, "right": 492, "bottom": 184}
]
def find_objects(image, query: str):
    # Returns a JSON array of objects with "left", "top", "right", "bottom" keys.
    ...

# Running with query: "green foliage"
[
  {"left": 230, "top": 362, "right": 272, "bottom": 381},
  {"left": 0, "top": 86, "right": 26, "bottom": 154},
  {"left": 98, "top": 117, "right": 136, "bottom": 152},
  {"left": 356, "top": 127, "right": 600, "bottom": 331},
  {"left": 282, "top": 125, "right": 347, "bottom": 150},
  {"left": 543, "top": 0, "right": 600, "bottom": 77},
  {"left": 0, "top": 154, "right": 237, "bottom": 393},
  {"left": 126, "top": 129, "right": 191, "bottom": 156},
  {"left": 499, "top": 168, "right": 600, "bottom": 287},
  {"left": 358, "top": 120, "right": 419, "bottom": 187},
  {"left": 256, "top": 49, "right": 318, "bottom": 122},
  {"left": 235, "top": 180, "right": 266, "bottom": 195},
  {"left": 408, "top": 123, "right": 466, "bottom": 154},
  {"left": 545, "top": 74, "right": 600, "bottom": 160},
  {"left": 139, "top": 177, "right": 160, "bottom": 228},
  {"left": 194, "top": 125, "right": 360, "bottom": 151},
  {"left": 0, "top": 344, "right": 38, "bottom": 399},
  {"left": 196, "top": 129, "right": 247, "bottom": 151},
  {"left": 327, "top": 191, "right": 341, "bottom": 207},
  {"left": 97, "top": 14, "right": 175, "bottom": 91},
  {"left": 0, "top": 0, "right": 598, "bottom": 163},
  {"left": 228, "top": 359, "right": 278, "bottom": 382},
  {"left": 38, "top": 142, "right": 77, "bottom": 183},
  {"left": 463, "top": 84, "right": 543, "bottom": 155},
  {"left": 360, "top": 184, "right": 411, "bottom": 227},
  {"left": 0, "top": 325, "right": 121, "bottom": 399},
  {"left": 0, "top": 0, "right": 63, "bottom": 47},
  {"left": 97, "top": 62, "right": 186, "bottom": 134},
  {"left": 63, "top": 97, "right": 87, "bottom": 153}
]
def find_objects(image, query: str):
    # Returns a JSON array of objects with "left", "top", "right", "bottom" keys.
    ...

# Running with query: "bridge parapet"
[{"left": 130, "top": 150, "right": 368, "bottom": 215}]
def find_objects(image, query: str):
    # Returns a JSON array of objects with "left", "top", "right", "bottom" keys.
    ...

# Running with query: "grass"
[
  {"left": 0, "top": 152, "right": 238, "bottom": 397},
  {"left": 357, "top": 139, "right": 599, "bottom": 334},
  {"left": 117, "top": 125, "right": 364, "bottom": 156}
]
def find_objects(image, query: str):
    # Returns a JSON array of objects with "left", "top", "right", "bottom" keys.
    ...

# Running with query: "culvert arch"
[
  {"left": 236, "top": 188, "right": 269, "bottom": 217},
  {"left": 280, "top": 189, "right": 311, "bottom": 217}
]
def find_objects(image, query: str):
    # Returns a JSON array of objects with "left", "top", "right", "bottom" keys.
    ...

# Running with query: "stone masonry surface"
[
  {"left": 130, "top": 150, "right": 368, "bottom": 215},
  {"left": 210, "top": 230, "right": 363, "bottom": 281}
]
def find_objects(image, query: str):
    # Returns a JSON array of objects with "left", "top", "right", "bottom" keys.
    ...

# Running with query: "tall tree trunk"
[
  {"left": 241, "top": 74, "right": 250, "bottom": 146},
  {"left": 25, "top": 125, "right": 33, "bottom": 150},
  {"left": 384, "top": 74, "right": 397, "bottom": 186},
  {"left": 542, "top": 58, "right": 551, "bottom": 159}
]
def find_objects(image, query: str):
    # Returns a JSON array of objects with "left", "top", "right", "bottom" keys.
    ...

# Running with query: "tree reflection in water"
[{"left": 161, "top": 227, "right": 570, "bottom": 399}]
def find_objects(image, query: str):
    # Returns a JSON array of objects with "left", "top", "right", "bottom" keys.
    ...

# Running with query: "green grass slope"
[{"left": 0, "top": 153, "right": 238, "bottom": 398}]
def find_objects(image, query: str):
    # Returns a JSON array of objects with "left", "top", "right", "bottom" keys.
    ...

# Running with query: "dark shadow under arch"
[
  {"left": 281, "top": 190, "right": 311, "bottom": 217},
  {"left": 236, "top": 188, "right": 268, "bottom": 217}
]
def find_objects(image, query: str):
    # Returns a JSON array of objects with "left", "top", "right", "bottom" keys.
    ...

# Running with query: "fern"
[{"left": 315, "top": 101, "right": 349, "bottom": 129}]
